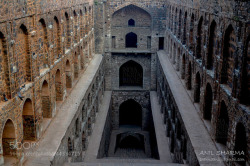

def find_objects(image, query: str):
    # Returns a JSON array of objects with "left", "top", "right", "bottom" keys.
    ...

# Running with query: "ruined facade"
[{"left": 0, "top": 0, "right": 249, "bottom": 166}]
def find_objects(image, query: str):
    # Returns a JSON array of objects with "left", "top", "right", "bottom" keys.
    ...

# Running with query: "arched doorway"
[
  {"left": 181, "top": 54, "right": 186, "bottom": 79},
  {"left": 119, "top": 60, "right": 143, "bottom": 87},
  {"left": 234, "top": 123, "right": 247, "bottom": 166},
  {"left": 55, "top": 69, "right": 62, "bottom": 101},
  {"left": 126, "top": 32, "right": 137, "bottom": 48},
  {"left": 196, "top": 17, "right": 203, "bottom": 59},
  {"left": 128, "top": 19, "right": 135, "bottom": 26},
  {"left": 216, "top": 101, "right": 229, "bottom": 146},
  {"left": 186, "top": 62, "right": 192, "bottom": 90},
  {"left": 41, "top": 80, "right": 51, "bottom": 118},
  {"left": 115, "top": 133, "right": 145, "bottom": 158},
  {"left": 23, "top": 98, "right": 35, "bottom": 140},
  {"left": 119, "top": 99, "right": 142, "bottom": 127},
  {"left": 74, "top": 52, "right": 79, "bottom": 79},
  {"left": 204, "top": 83, "right": 213, "bottom": 120},
  {"left": 65, "top": 60, "right": 72, "bottom": 88},
  {"left": 194, "top": 72, "right": 201, "bottom": 102},
  {"left": 0, "top": 32, "right": 11, "bottom": 100},
  {"left": 240, "top": 36, "right": 250, "bottom": 105},
  {"left": 207, "top": 20, "right": 216, "bottom": 70},
  {"left": 2, "top": 120, "right": 16, "bottom": 157},
  {"left": 221, "top": 25, "right": 235, "bottom": 89}
]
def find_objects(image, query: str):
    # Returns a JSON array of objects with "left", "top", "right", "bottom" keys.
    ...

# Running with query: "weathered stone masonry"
[{"left": 0, "top": 0, "right": 95, "bottom": 165}]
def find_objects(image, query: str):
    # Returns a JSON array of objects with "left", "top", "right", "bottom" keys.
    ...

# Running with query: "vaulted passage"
[
  {"left": 216, "top": 101, "right": 229, "bottom": 145},
  {"left": 234, "top": 123, "right": 247, "bottom": 166},
  {"left": 115, "top": 134, "right": 146, "bottom": 158},
  {"left": 119, "top": 99, "right": 142, "bottom": 127},
  {"left": 119, "top": 60, "right": 143, "bottom": 87}
]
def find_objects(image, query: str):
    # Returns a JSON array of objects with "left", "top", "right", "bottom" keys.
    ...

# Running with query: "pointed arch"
[
  {"left": 73, "top": 10, "right": 78, "bottom": 43},
  {"left": 125, "top": 32, "right": 137, "bottom": 48},
  {"left": 74, "top": 52, "right": 79, "bottom": 78},
  {"left": 38, "top": 19, "right": 49, "bottom": 70},
  {"left": 196, "top": 17, "right": 203, "bottom": 59},
  {"left": 119, "top": 60, "right": 143, "bottom": 87},
  {"left": 189, "top": 14, "right": 194, "bottom": 51},
  {"left": 239, "top": 35, "right": 250, "bottom": 105},
  {"left": 2, "top": 119, "right": 16, "bottom": 157},
  {"left": 221, "top": 24, "right": 236, "bottom": 89},
  {"left": 23, "top": 98, "right": 36, "bottom": 140},
  {"left": 0, "top": 31, "right": 11, "bottom": 99},
  {"left": 183, "top": 12, "right": 187, "bottom": 44},
  {"left": 55, "top": 69, "right": 63, "bottom": 101},
  {"left": 181, "top": 54, "right": 186, "bottom": 79},
  {"left": 234, "top": 123, "right": 247, "bottom": 166},
  {"left": 18, "top": 24, "right": 31, "bottom": 83},
  {"left": 41, "top": 80, "right": 51, "bottom": 118},
  {"left": 128, "top": 19, "right": 135, "bottom": 26},
  {"left": 119, "top": 99, "right": 142, "bottom": 127},
  {"left": 186, "top": 62, "right": 192, "bottom": 90},
  {"left": 194, "top": 72, "right": 201, "bottom": 102},
  {"left": 204, "top": 83, "right": 213, "bottom": 120},
  {"left": 216, "top": 100, "right": 229, "bottom": 145},
  {"left": 53, "top": 16, "right": 61, "bottom": 60},
  {"left": 207, "top": 20, "right": 216, "bottom": 70},
  {"left": 65, "top": 12, "right": 71, "bottom": 49}
]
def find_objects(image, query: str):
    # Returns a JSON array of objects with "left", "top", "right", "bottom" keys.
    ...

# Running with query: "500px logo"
[{"left": 9, "top": 142, "right": 39, "bottom": 150}]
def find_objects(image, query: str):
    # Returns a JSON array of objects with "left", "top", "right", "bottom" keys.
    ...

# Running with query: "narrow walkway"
[
  {"left": 24, "top": 55, "right": 103, "bottom": 166},
  {"left": 84, "top": 91, "right": 112, "bottom": 162},
  {"left": 150, "top": 91, "right": 171, "bottom": 162},
  {"left": 157, "top": 50, "right": 225, "bottom": 166}
]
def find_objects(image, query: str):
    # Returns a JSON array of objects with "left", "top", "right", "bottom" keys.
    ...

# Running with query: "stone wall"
[
  {"left": 51, "top": 62, "right": 105, "bottom": 165},
  {"left": 0, "top": 0, "right": 95, "bottom": 165},
  {"left": 164, "top": 0, "right": 249, "bottom": 165}
]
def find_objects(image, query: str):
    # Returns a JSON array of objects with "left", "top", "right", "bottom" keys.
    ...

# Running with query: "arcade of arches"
[{"left": 0, "top": 0, "right": 248, "bottom": 166}]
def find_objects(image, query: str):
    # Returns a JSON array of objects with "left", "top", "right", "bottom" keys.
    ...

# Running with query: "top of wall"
[{"left": 0, "top": 0, "right": 94, "bottom": 23}]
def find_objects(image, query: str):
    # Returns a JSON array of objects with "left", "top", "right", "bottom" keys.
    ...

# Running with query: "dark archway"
[
  {"left": 119, "top": 99, "right": 142, "bottom": 127},
  {"left": 189, "top": 14, "right": 194, "bottom": 51},
  {"left": 234, "top": 123, "right": 247, "bottom": 166},
  {"left": 55, "top": 69, "right": 62, "bottom": 101},
  {"left": 0, "top": 31, "right": 11, "bottom": 100},
  {"left": 23, "top": 98, "right": 35, "bottom": 140},
  {"left": 221, "top": 25, "right": 235, "bottom": 88},
  {"left": 187, "top": 62, "right": 192, "bottom": 90},
  {"left": 181, "top": 54, "right": 186, "bottom": 79},
  {"left": 2, "top": 119, "right": 16, "bottom": 157},
  {"left": 128, "top": 19, "right": 135, "bottom": 26},
  {"left": 65, "top": 12, "right": 70, "bottom": 49},
  {"left": 204, "top": 83, "right": 213, "bottom": 120},
  {"left": 240, "top": 36, "right": 250, "bottom": 105},
  {"left": 207, "top": 20, "right": 216, "bottom": 70},
  {"left": 119, "top": 60, "right": 143, "bottom": 87},
  {"left": 196, "top": 17, "right": 203, "bottom": 59},
  {"left": 194, "top": 72, "right": 201, "bottom": 102},
  {"left": 126, "top": 32, "right": 137, "bottom": 48},
  {"left": 119, "top": 135, "right": 144, "bottom": 150},
  {"left": 41, "top": 80, "right": 51, "bottom": 118},
  {"left": 53, "top": 16, "right": 61, "bottom": 60},
  {"left": 216, "top": 101, "right": 229, "bottom": 146}
]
